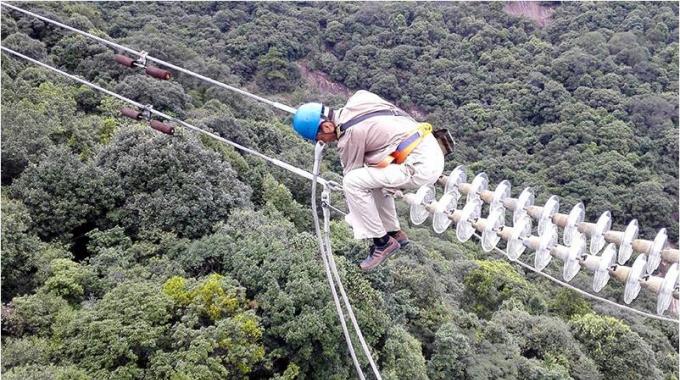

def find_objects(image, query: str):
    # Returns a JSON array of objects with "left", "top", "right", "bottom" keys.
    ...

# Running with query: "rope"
[
  {"left": 311, "top": 143, "right": 366, "bottom": 380},
  {"left": 1, "top": 3, "right": 298, "bottom": 114},
  {"left": 0, "top": 46, "right": 326, "bottom": 187},
  {"left": 315, "top": 146, "right": 383, "bottom": 380},
  {"left": 472, "top": 232, "right": 680, "bottom": 324}
]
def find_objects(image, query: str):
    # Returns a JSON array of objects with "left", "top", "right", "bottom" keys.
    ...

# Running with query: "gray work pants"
[{"left": 342, "top": 134, "right": 445, "bottom": 239}]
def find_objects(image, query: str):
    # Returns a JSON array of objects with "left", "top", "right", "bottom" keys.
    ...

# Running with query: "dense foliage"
[{"left": 1, "top": 2, "right": 678, "bottom": 379}]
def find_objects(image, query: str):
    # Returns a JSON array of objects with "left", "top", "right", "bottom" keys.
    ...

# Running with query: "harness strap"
[
  {"left": 372, "top": 123, "right": 433, "bottom": 168},
  {"left": 339, "top": 108, "right": 411, "bottom": 133}
]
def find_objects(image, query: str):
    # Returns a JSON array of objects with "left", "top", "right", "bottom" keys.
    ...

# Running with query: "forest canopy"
[{"left": 1, "top": 2, "right": 678, "bottom": 380}]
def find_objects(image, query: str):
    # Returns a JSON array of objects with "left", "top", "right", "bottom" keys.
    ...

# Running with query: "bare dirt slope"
[
  {"left": 297, "top": 63, "right": 428, "bottom": 119},
  {"left": 504, "top": 1, "right": 556, "bottom": 27},
  {"left": 298, "top": 63, "right": 352, "bottom": 98}
]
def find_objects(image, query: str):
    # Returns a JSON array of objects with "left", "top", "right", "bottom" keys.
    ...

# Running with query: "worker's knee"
[
  {"left": 343, "top": 169, "right": 368, "bottom": 192},
  {"left": 342, "top": 169, "right": 361, "bottom": 190}
]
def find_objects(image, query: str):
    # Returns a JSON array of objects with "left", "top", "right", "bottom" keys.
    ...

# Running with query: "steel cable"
[
  {"left": 311, "top": 143, "right": 366, "bottom": 380},
  {"left": 2, "top": 45, "right": 380, "bottom": 377},
  {"left": 315, "top": 144, "right": 383, "bottom": 380},
  {"left": 0, "top": 46, "right": 325, "bottom": 186},
  {"left": 1, "top": 3, "right": 297, "bottom": 114}
]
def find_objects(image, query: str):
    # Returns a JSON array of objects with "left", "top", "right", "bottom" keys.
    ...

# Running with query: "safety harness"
[{"left": 338, "top": 109, "right": 433, "bottom": 168}]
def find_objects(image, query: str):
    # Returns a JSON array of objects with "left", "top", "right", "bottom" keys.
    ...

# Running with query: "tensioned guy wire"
[
  {"left": 0, "top": 46, "right": 325, "bottom": 186},
  {"left": 2, "top": 6, "right": 676, "bottom": 325},
  {"left": 1, "top": 2, "right": 298, "bottom": 114}
]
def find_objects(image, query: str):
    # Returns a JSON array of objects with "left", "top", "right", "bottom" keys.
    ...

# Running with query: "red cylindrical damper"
[
  {"left": 114, "top": 54, "right": 137, "bottom": 67},
  {"left": 120, "top": 107, "right": 143, "bottom": 120},
  {"left": 145, "top": 66, "right": 172, "bottom": 80},
  {"left": 149, "top": 119, "right": 175, "bottom": 135}
]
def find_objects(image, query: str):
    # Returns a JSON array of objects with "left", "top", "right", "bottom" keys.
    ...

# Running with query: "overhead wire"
[
  {"left": 2, "top": 2, "right": 677, "bottom": 328},
  {"left": 0, "top": 46, "right": 327, "bottom": 187},
  {"left": 314, "top": 144, "right": 383, "bottom": 380},
  {"left": 472, "top": 232, "right": 680, "bottom": 324},
  {"left": 310, "top": 143, "right": 366, "bottom": 380},
  {"left": 1, "top": 2, "right": 297, "bottom": 114}
]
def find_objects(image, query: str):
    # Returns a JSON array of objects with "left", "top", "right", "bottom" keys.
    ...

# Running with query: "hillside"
[{"left": 1, "top": 2, "right": 678, "bottom": 380}]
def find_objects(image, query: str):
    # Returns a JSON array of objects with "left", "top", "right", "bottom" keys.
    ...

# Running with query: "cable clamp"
[
  {"left": 327, "top": 180, "right": 343, "bottom": 192},
  {"left": 141, "top": 104, "right": 154, "bottom": 120},
  {"left": 321, "top": 188, "right": 331, "bottom": 210},
  {"left": 135, "top": 50, "right": 148, "bottom": 67}
]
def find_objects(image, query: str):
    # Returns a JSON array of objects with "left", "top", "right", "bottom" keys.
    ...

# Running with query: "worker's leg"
[
  {"left": 372, "top": 189, "right": 400, "bottom": 233},
  {"left": 344, "top": 135, "right": 444, "bottom": 240},
  {"left": 343, "top": 165, "right": 411, "bottom": 240}
]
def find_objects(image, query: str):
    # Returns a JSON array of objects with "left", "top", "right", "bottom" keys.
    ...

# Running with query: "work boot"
[
  {"left": 360, "top": 237, "right": 400, "bottom": 271},
  {"left": 389, "top": 230, "right": 410, "bottom": 248}
]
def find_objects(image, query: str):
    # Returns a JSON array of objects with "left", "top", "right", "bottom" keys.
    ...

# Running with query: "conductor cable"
[
  {"left": 315, "top": 145, "right": 383, "bottom": 380},
  {"left": 0, "top": 46, "right": 325, "bottom": 186},
  {"left": 311, "top": 142, "right": 366, "bottom": 380},
  {"left": 472, "top": 232, "right": 680, "bottom": 324},
  {"left": 1, "top": 3, "right": 298, "bottom": 114}
]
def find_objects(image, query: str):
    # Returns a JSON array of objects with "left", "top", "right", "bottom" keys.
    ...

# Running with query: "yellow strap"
[{"left": 416, "top": 122, "right": 433, "bottom": 136}]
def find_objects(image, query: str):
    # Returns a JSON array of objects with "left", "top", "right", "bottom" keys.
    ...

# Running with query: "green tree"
[
  {"left": 256, "top": 47, "right": 300, "bottom": 92},
  {"left": 1, "top": 196, "right": 47, "bottom": 299},
  {"left": 114, "top": 74, "right": 192, "bottom": 117},
  {"left": 158, "top": 274, "right": 265, "bottom": 378},
  {"left": 570, "top": 313, "right": 662, "bottom": 380},
  {"left": 95, "top": 128, "right": 252, "bottom": 238},
  {"left": 9, "top": 148, "right": 121, "bottom": 241},
  {"left": 547, "top": 288, "right": 592, "bottom": 319},
  {"left": 427, "top": 322, "right": 472, "bottom": 380},
  {"left": 60, "top": 281, "right": 174, "bottom": 379},
  {"left": 261, "top": 174, "right": 311, "bottom": 231},
  {"left": 42, "top": 258, "right": 97, "bottom": 303},
  {"left": 3, "top": 364, "right": 90, "bottom": 380},
  {"left": 381, "top": 326, "right": 428, "bottom": 380},
  {"left": 463, "top": 260, "right": 545, "bottom": 319}
]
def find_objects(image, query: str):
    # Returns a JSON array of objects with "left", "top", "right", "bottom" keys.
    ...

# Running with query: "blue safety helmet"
[{"left": 292, "top": 102, "right": 324, "bottom": 141}]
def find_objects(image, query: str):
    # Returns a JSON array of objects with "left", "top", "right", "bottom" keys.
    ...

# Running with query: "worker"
[{"left": 292, "top": 90, "right": 445, "bottom": 271}]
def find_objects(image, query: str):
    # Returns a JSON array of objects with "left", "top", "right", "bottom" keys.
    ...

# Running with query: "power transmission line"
[
  {"left": 0, "top": 46, "right": 328, "bottom": 187},
  {"left": 1, "top": 2, "right": 297, "bottom": 114},
  {"left": 3, "top": 4, "right": 676, "bottom": 326},
  {"left": 1, "top": 46, "right": 379, "bottom": 379}
]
